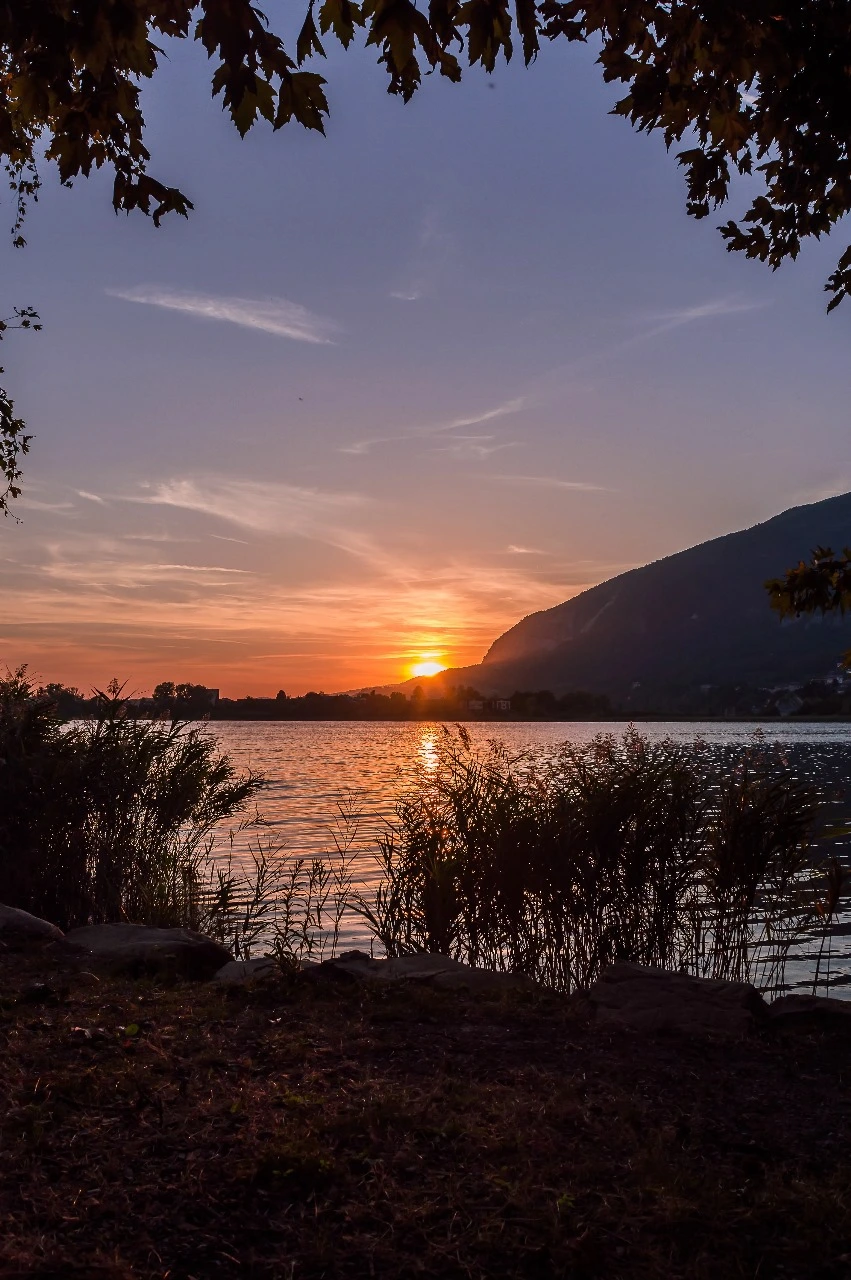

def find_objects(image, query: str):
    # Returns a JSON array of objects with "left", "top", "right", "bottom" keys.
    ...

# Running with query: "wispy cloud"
[
  {"left": 644, "top": 296, "right": 765, "bottom": 327},
  {"left": 107, "top": 286, "right": 337, "bottom": 344},
  {"left": 18, "top": 496, "right": 76, "bottom": 514},
  {"left": 390, "top": 207, "right": 454, "bottom": 302},
  {"left": 489, "top": 475, "right": 611, "bottom": 492},
  {"left": 430, "top": 435, "right": 519, "bottom": 460},
  {"left": 157, "top": 564, "right": 249, "bottom": 574},
  {"left": 525, "top": 294, "right": 769, "bottom": 406},
  {"left": 506, "top": 544, "right": 545, "bottom": 555},
  {"left": 77, "top": 490, "right": 106, "bottom": 505},
  {"left": 340, "top": 396, "right": 526, "bottom": 456},
  {"left": 137, "top": 478, "right": 365, "bottom": 537}
]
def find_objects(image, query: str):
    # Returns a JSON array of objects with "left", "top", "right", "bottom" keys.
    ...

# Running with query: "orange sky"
[{"left": 3, "top": 477, "right": 602, "bottom": 695}]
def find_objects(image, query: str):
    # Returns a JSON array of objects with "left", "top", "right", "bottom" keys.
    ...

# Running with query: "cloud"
[
  {"left": 107, "top": 286, "right": 337, "bottom": 344},
  {"left": 157, "top": 564, "right": 249, "bottom": 574},
  {"left": 17, "top": 497, "right": 75, "bottom": 514},
  {"left": 488, "top": 475, "right": 611, "bottom": 492},
  {"left": 389, "top": 207, "right": 454, "bottom": 302},
  {"left": 506, "top": 545, "right": 545, "bottom": 555},
  {"left": 137, "top": 478, "right": 366, "bottom": 537},
  {"left": 341, "top": 396, "right": 526, "bottom": 456},
  {"left": 430, "top": 436, "right": 519, "bottom": 460},
  {"left": 77, "top": 490, "right": 106, "bottom": 505},
  {"left": 644, "top": 296, "right": 766, "bottom": 328}
]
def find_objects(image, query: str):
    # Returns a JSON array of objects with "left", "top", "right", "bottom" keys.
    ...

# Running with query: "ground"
[{"left": 1, "top": 950, "right": 850, "bottom": 1280}]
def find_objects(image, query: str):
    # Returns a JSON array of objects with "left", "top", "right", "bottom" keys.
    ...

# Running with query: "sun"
[{"left": 410, "top": 659, "right": 446, "bottom": 679}]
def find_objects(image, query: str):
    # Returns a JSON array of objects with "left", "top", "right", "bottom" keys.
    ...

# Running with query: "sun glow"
[{"left": 410, "top": 658, "right": 446, "bottom": 679}]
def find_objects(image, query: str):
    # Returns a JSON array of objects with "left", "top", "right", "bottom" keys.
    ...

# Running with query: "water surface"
[{"left": 204, "top": 720, "right": 851, "bottom": 994}]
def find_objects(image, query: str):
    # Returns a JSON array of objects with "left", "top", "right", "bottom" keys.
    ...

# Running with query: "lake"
[{"left": 203, "top": 720, "right": 851, "bottom": 995}]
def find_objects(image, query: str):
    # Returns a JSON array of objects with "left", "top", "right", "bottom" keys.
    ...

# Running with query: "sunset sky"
[{"left": 2, "top": 25, "right": 850, "bottom": 696}]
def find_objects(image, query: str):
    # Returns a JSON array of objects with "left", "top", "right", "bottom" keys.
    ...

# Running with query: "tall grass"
[
  {"left": 201, "top": 793, "right": 362, "bottom": 963},
  {"left": 0, "top": 670, "right": 261, "bottom": 931},
  {"left": 357, "top": 727, "right": 839, "bottom": 994}
]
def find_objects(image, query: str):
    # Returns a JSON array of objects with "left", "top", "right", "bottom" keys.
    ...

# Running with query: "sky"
[{"left": 2, "top": 18, "right": 851, "bottom": 696}]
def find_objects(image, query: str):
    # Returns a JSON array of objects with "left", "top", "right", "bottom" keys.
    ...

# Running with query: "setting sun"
[{"left": 410, "top": 659, "right": 447, "bottom": 679}]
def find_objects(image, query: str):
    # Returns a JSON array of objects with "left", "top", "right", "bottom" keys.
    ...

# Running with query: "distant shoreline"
[{"left": 67, "top": 713, "right": 851, "bottom": 725}]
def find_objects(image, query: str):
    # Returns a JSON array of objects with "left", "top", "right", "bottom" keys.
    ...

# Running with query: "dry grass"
[{"left": 2, "top": 949, "right": 851, "bottom": 1279}]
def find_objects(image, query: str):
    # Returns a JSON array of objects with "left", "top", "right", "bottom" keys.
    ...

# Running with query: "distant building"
[
  {"left": 494, "top": 699, "right": 511, "bottom": 712},
  {"left": 467, "top": 699, "right": 484, "bottom": 711},
  {"left": 775, "top": 692, "right": 804, "bottom": 717}
]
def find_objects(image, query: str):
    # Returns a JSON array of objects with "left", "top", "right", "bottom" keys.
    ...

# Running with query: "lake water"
[{"left": 203, "top": 720, "right": 851, "bottom": 996}]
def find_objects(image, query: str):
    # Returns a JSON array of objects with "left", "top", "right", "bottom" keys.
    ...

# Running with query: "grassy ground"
[{"left": 2, "top": 951, "right": 851, "bottom": 1280}]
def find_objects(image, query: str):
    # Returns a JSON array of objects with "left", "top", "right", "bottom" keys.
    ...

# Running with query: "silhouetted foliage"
[
  {"left": 361, "top": 727, "right": 833, "bottom": 993},
  {"left": 768, "top": 547, "right": 851, "bottom": 620},
  {"left": 73, "top": 681, "right": 613, "bottom": 721},
  {"left": 767, "top": 546, "right": 851, "bottom": 670},
  {"left": 0, "top": 668, "right": 259, "bottom": 929},
  {"left": 0, "top": 306, "right": 40, "bottom": 517}
]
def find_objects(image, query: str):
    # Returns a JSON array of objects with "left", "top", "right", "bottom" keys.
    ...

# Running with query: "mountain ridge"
[{"left": 398, "top": 492, "right": 851, "bottom": 712}]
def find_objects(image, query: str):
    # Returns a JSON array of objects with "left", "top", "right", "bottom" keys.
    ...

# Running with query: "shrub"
[{"left": 0, "top": 669, "right": 260, "bottom": 930}]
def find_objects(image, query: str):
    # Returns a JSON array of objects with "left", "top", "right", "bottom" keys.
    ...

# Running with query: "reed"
[
  {"left": 0, "top": 669, "right": 261, "bottom": 931},
  {"left": 356, "top": 727, "right": 838, "bottom": 994},
  {"left": 201, "top": 794, "right": 362, "bottom": 964}
]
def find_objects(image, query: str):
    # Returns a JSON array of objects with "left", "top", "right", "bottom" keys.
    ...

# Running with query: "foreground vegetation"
[
  {"left": 360, "top": 728, "right": 846, "bottom": 996},
  {"left": 2, "top": 952, "right": 851, "bottom": 1280},
  {"left": 0, "top": 670, "right": 261, "bottom": 932},
  {"left": 3, "top": 672, "right": 848, "bottom": 997}
]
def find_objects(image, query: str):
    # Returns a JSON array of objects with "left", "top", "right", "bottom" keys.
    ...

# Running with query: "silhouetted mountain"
[{"left": 428, "top": 493, "right": 851, "bottom": 712}]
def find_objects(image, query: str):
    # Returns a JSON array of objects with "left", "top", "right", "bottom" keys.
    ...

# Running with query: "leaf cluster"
[
  {"left": 0, "top": 306, "right": 40, "bottom": 517},
  {"left": 2, "top": 2, "right": 851, "bottom": 307},
  {"left": 767, "top": 545, "right": 851, "bottom": 676}
]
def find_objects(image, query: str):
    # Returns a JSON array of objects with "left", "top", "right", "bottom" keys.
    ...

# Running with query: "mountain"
[{"left": 427, "top": 493, "right": 851, "bottom": 712}]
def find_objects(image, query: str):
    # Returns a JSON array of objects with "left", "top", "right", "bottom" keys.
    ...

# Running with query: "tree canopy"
[
  {"left": 3, "top": 2, "right": 851, "bottom": 512},
  {"left": 766, "top": 547, "right": 851, "bottom": 670},
  {"left": 767, "top": 548, "right": 851, "bottom": 620}
]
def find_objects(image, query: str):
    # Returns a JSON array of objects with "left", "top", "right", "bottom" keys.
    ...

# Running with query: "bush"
[
  {"left": 0, "top": 669, "right": 261, "bottom": 930},
  {"left": 358, "top": 727, "right": 832, "bottom": 993}
]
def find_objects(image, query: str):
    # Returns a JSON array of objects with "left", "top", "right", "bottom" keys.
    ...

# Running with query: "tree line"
[{"left": 38, "top": 680, "right": 612, "bottom": 722}]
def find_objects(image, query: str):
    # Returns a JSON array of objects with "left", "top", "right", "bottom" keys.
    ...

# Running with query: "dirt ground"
[{"left": 2, "top": 948, "right": 851, "bottom": 1279}]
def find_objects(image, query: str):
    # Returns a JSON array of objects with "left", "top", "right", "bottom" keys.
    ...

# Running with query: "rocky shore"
[{"left": 2, "top": 906, "right": 851, "bottom": 1278}]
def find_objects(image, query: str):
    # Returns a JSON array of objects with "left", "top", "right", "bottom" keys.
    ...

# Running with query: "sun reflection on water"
[{"left": 417, "top": 727, "right": 441, "bottom": 772}]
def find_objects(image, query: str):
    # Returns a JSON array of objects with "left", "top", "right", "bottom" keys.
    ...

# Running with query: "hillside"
[{"left": 428, "top": 493, "right": 851, "bottom": 712}]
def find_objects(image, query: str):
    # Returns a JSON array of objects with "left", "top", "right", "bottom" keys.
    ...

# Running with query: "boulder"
[
  {"left": 0, "top": 903, "right": 64, "bottom": 951},
  {"left": 769, "top": 993, "right": 851, "bottom": 1029},
  {"left": 588, "top": 963, "right": 767, "bottom": 1035},
  {"left": 311, "top": 949, "right": 536, "bottom": 992},
  {"left": 64, "top": 924, "right": 231, "bottom": 980},
  {"left": 213, "top": 956, "right": 279, "bottom": 985}
]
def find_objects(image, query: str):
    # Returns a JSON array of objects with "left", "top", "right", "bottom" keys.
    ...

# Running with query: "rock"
[
  {"left": 0, "top": 903, "right": 64, "bottom": 951},
  {"left": 311, "top": 949, "right": 536, "bottom": 992},
  {"left": 64, "top": 924, "right": 231, "bottom": 980},
  {"left": 213, "top": 956, "right": 279, "bottom": 985},
  {"left": 769, "top": 993, "right": 851, "bottom": 1029},
  {"left": 19, "top": 981, "right": 62, "bottom": 1006},
  {"left": 588, "top": 963, "right": 767, "bottom": 1035}
]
